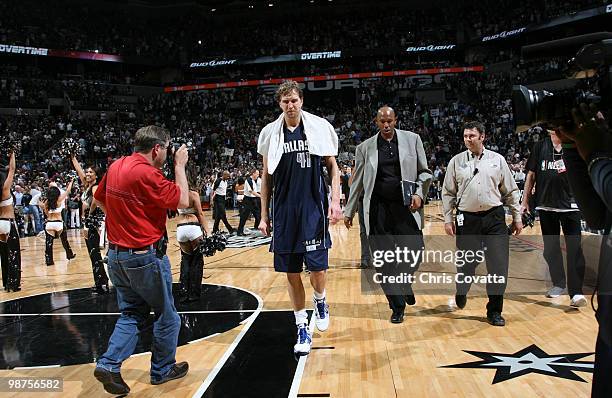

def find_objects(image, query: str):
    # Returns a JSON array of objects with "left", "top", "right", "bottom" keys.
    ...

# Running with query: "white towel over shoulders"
[{"left": 257, "top": 110, "right": 338, "bottom": 174}]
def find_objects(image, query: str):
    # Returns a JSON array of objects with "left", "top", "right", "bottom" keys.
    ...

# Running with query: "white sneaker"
[
  {"left": 313, "top": 296, "right": 329, "bottom": 332},
  {"left": 546, "top": 286, "right": 566, "bottom": 298},
  {"left": 570, "top": 295, "right": 587, "bottom": 308},
  {"left": 294, "top": 324, "right": 312, "bottom": 356}
]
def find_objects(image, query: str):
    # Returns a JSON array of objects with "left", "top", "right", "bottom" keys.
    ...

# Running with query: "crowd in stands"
[
  {"left": 2, "top": 65, "right": 540, "bottom": 223},
  {"left": 0, "top": 0, "right": 606, "bottom": 61},
  {"left": 0, "top": 76, "right": 140, "bottom": 110},
  {"left": 4, "top": 0, "right": 597, "bottom": 219}
]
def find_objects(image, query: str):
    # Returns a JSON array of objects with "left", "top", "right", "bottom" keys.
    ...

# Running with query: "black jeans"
[
  {"left": 456, "top": 206, "right": 509, "bottom": 315},
  {"left": 538, "top": 210, "right": 585, "bottom": 296},
  {"left": 212, "top": 195, "right": 233, "bottom": 233},
  {"left": 369, "top": 196, "right": 423, "bottom": 312},
  {"left": 238, "top": 197, "right": 260, "bottom": 234}
]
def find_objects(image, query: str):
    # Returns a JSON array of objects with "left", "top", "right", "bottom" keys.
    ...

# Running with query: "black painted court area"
[
  {"left": 0, "top": 284, "right": 258, "bottom": 369},
  {"left": 200, "top": 310, "right": 313, "bottom": 398},
  {"left": 0, "top": 285, "right": 319, "bottom": 397}
]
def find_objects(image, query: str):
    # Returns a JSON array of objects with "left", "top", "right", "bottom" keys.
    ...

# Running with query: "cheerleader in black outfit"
[
  {"left": 71, "top": 155, "right": 109, "bottom": 294},
  {"left": 41, "top": 179, "right": 76, "bottom": 266},
  {"left": 176, "top": 167, "right": 210, "bottom": 302},
  {"left": 0, "top": 151, "right": 21, "bottom": 292}
]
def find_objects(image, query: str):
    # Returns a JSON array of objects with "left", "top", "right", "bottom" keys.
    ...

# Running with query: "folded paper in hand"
[{"left": 401, "top": 180, "right": 417, "bottom": 206}]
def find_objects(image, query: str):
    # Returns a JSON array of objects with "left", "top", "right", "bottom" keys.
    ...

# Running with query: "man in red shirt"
[{"left": 93, "top": 125, "right": 190, "bottom": 395}]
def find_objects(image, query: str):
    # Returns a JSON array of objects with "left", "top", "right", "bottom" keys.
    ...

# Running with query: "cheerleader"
[
  {"left": 41, "top": 179, "right": 76, "bottom": 266},
  {"left": 71, "top": 155, "right": 109, "bottom": 294},
  {"left": 177, "top": 168, "right": 210, "bottom": 302},
  {"left": 0, "top": 151, "right": 21, "bottom": 292}
]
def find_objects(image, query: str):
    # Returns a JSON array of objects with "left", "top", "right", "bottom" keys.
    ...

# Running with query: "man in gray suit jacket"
[{"left": 344, "top": 106, "right": 432, "bottom": 323}]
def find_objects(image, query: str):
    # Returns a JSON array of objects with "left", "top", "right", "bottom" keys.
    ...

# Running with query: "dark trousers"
[
  {"left": 44, "top": 232, "right": 55, "bottom": 265},
  {"left": 456, "top": 206, "right": 508, "bottom": 315},
  {"left": 179, "top": 250, "right": 204, "bottom": 301},
  {"left": 0, "top": 220, "right": 21, "bottom": 290},
  {"left": 254, "top": 198, "right": 261, "bottom": 229},
  {"left": 369, "top": 197, "right": 423, "bottom": 312},
  {"left": 538, "top": 210, "right": 585, "bottom": 296},
  {"left": 44, "top": 225, "right": 74, "bottom": 265},
  {"left": 212, "top": 195, "right": 233, "bottom": 233},
  {"left": 0, "top": 241, "right": 5, "bottom": 288},
  {"left": 238, "top": 197, "right": 260, "bottom": 234},
  {"left": 86, "top": 227, "right": 109, "bottom": 288},
  {"left": 358, "top": 199, "right": 371, "bottom": 266}
]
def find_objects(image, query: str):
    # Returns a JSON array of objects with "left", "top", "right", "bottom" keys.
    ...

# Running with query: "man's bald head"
[
  {"left": 377, "top": 106, "right": 396, "bottom": 119},
  {"left": 376, "top": 106, "right": 397, "bottom": 135}
]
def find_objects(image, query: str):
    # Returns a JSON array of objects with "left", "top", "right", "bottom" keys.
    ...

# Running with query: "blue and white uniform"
[{"left": 271, "top": 122, "right": 331, "bottom": 272}]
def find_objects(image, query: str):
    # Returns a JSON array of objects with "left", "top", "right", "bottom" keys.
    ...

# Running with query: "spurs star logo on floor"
[{"left": 442, "top": 344, "right": 594, "bottom": 383}]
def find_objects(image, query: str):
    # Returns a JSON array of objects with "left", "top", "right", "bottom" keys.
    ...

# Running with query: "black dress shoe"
[
  {"left": 487, "top": 312, "right": 506, "bottom": 326},
  {"left": 455, "top": 294, "right": 467, "bottom": 309},
  {"left": 405, "top": 294, "right": 416, "bottom": 306},
  {"left": 94, "top": 367, "right": 130, "bottom": 395},
  {"left": 390, "top": 309, "right": 404, "bottom": 324},
  {"left": 151, "top": 361, "right": 189, "bottom": 385}
]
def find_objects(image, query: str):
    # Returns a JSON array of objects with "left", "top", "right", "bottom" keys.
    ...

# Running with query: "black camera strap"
[{"left": 456, "top": 151, "right": 483, "bottom": 211}]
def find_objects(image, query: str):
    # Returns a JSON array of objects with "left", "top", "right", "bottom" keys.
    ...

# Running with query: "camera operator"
[
  {"left": 557, "top": 105, "right": 612, "bottom": 398},
  {"left": 521, "top": 127, "right": 587, "bottom": 307}
]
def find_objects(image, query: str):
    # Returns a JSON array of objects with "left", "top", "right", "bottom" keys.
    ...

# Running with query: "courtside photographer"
[{"left": 513, "top": 35, "right": 612, "bottom": 397}]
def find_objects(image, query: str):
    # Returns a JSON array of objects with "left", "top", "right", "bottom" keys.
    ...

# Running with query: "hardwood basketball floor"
[{"left": 0, "top": 202, "right": 598, "bottom": 397}]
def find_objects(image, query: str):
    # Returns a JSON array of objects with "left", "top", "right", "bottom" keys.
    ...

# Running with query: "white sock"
[
  {"left": 313, "top": 289, "right": 326, "bottom": 300},
  {"left": 294, "top": 309, "right": 308, "bottom": 326}
]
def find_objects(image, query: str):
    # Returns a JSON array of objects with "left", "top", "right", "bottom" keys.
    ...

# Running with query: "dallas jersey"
[{"left": 271, "top": 122, "right": 331, "bottom": 254}]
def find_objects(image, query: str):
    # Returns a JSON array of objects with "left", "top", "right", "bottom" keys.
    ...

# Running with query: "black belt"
[
  {"left": 109, "top": 242, "right": 154, "bottom": 252},
  {"left": 460, "top": 205, "right": 502, "bottom": 216}
]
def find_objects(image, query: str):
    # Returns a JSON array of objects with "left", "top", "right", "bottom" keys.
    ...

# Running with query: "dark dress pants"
[
  {"left": 455, "top": 206, "right": 509, "bottom": 316},
  {"left": 369, "top": 196, "right": 423, "bottom": 312}
]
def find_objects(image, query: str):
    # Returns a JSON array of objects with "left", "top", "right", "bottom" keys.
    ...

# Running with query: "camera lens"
[{"left": 512, "top": 85, "right": 554, "bottom": 133}]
